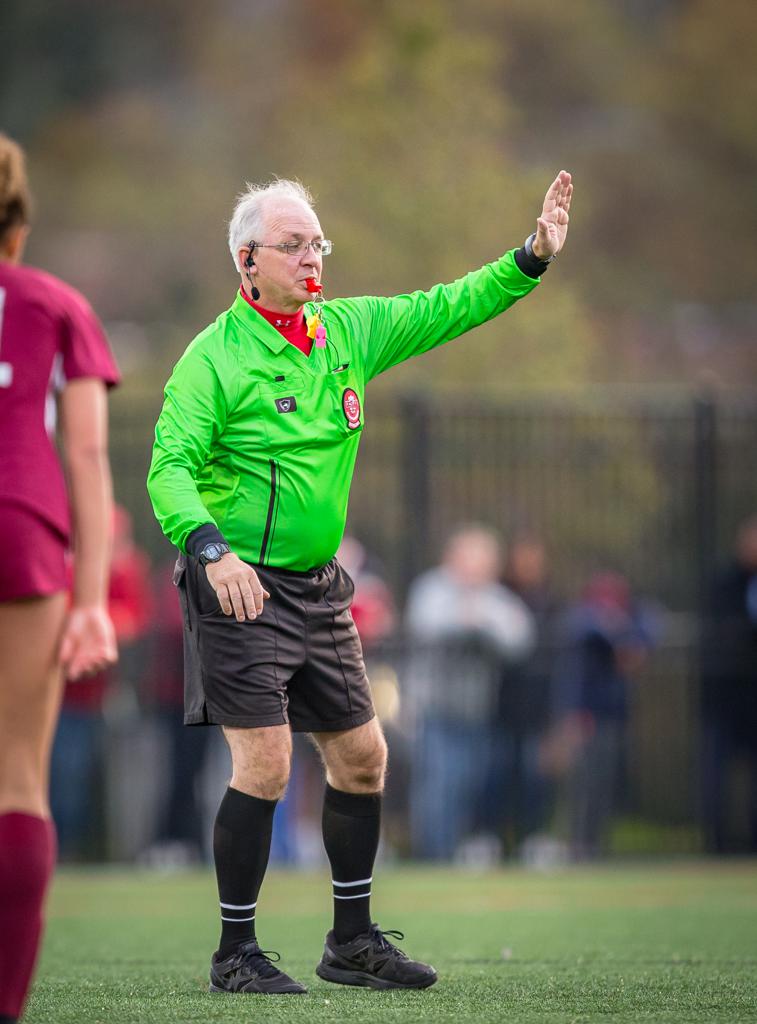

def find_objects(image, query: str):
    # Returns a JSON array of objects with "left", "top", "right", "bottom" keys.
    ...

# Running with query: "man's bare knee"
[
  {"left": 352, "top": 734, "right": 388, "bottom": 790},
  {"left": 231, "top": 759, "right": 290, "bottom": 801},
  {"left": 314, "top": 720, "right": 388, "bottom": 794},
  {"left": 234, "top": 771, "right": 289, "bottom": 801},
  {"left": 223, "top": 724, "right": 292, "bottom": 801},
  {"left": 348, "top": 759, "right": 386, "bottom": 792}
]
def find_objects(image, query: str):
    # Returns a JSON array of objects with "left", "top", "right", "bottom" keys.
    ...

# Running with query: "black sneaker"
[
  {"left": 209, "top": 939, "right": 307, "bottom": 994},
  {"left": 315, "top": 924, "right": 438, "bottom": 990}
]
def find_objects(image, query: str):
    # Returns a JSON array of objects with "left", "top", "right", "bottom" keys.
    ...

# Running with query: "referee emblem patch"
[
  {"left": 342, "top": 388, "right": 361, "bottom": 429},
  {"left": 275, "top": 396, "right": 297, "bottom": 414}
]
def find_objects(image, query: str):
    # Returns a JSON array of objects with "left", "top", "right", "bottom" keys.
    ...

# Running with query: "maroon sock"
[{"left": 0, "top": 813, "right": 57, "bottom": 1021}]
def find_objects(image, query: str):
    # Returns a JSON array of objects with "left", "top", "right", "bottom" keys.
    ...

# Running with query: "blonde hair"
[{"left": 0, "top": 133, "right": 31, "bottom": 243}]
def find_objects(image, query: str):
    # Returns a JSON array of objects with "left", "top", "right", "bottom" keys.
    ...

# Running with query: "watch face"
[{"left": 204, "top": 543, "right": 222, "bottom": 561}]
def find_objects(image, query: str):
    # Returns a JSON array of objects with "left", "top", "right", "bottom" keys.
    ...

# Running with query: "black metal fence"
[
  {"left": 117, "top": 389, "right": 757, "bottom": 601},
  {"left": 104, "top": 388, "right": 757, "bottom": 856}
]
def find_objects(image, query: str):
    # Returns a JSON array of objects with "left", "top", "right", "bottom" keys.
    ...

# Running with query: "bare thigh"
[
  {"left": 222, "top": 723, "right": 293, "bottom": 800},
  {"left": 0, "top": 593, "right": 68, "bottom": 816},
  {"left": 311, "top": 718, "right": 388, "bottom": 794}
]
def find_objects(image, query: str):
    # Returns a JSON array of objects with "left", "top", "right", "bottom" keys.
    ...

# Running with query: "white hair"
[{"left": 227, "top": 178, "right": 316, "bottom": 271}]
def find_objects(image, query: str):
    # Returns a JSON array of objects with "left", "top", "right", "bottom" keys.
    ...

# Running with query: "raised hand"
[{"left": 533, "top": 170, "right": 572, "bottom": 259}]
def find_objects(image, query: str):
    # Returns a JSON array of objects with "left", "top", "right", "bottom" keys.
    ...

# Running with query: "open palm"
[{"left": 533, "top": 170, "right": 572, "bottom": 259}]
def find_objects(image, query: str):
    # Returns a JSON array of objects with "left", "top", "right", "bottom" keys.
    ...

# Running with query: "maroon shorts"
[
  {"left": 0, "top": 503, "right": 67, "bottom": 602},
  {"left": 175, "top": 555, "right": 375, "bottom": 732}
]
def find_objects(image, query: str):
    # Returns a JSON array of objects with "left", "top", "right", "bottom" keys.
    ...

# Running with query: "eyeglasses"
[{"left": 249, "top": 239, "right": 333, "bottom": 257}]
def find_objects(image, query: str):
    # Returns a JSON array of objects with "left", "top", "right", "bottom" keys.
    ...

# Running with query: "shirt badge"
[
  {"left": 275, "top": 396, "right": 297, "bottom": 414},
  {"left": 342, "top": 388, "right": 361, "bottom": 429}
]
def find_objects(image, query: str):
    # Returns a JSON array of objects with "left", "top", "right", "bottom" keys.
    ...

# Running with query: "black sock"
[
  {"left": 322, "top": 784, "right": 382, "bottom": 944},
  {"left": 213, "top": 787, "right": 276, "bottom": 957}
]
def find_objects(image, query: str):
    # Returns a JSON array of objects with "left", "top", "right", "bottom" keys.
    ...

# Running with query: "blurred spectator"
[
  {"left": 404, "top": 524, "right": 535, "bottom": 861},
  {"left": 700, "top": 518, "right": 757, "bottom": 853},
  {"left": 501, "top": 532, "right": 561, "bottom": 853},
  {"left": 50, "top": 505, "right": 152, "bottom": 859},
  {"left": 337, "top": 535, "right": 396, "bottom": 652},
  {"left": 138, "top": 558, "right": 215, "bottom": 865},
  {"left": 548, "top": 572, "right": 655, "bottom": 860},
  {"left": 337, "top": 535, "right": 408, "bottom": 856}
]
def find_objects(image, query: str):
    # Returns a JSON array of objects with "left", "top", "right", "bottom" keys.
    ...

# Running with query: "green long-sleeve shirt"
[{"left": 147, "top": 250, "right": 539, "bottom": 570}]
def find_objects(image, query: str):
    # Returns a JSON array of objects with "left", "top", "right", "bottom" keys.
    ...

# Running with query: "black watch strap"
[
  {"left": 524, "top": 232, "right": 555, "bottom": 265},
  {"left": 186, "top": 523, "right": 227, "bottom": 559},
  {"left": 198, "top": 542, "right": 231, "bottom": 566},
  {"left": 514, "top": 233, "right": 555, "bottom": 279}
]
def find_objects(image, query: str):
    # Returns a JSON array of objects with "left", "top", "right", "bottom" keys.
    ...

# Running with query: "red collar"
[
  {"left": 238, "top": 287, "right": 312, "bottom": 356},
  {"left": 239, "top": 287, "right": 304, "bottom": 328}
]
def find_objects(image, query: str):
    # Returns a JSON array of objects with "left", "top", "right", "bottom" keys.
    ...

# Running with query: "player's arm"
[{"left": 59, "top": 377, "right": 118, "bottom": 680}]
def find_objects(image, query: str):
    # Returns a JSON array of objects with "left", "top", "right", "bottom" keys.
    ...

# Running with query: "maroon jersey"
[{"left": 0, "top": 262, "right": 120, "bottom": 542}]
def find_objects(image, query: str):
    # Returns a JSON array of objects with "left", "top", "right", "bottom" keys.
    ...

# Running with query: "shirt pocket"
[{"left": 257, "top": 371, "right": 313, "bottom": 450}]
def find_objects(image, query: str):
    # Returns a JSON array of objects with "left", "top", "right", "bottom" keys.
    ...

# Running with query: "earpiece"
[{"left": 244, "top": 244, "right": 260, "bottom": 300}]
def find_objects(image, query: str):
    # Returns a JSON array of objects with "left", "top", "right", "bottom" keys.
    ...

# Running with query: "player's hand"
[
  {"left": 60, "top": 604, "right": 118, "bottom": 681},
  {"left": 532, "top": 170, "right": 572, "bottom": 259},
  {"left": 205, "top": 553, "right": 270, "bottom": 621}
]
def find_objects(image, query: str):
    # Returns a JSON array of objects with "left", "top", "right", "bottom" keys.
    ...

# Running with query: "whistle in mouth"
[{"left": 304, "top": 277, "right": 323, "bottom": 294}]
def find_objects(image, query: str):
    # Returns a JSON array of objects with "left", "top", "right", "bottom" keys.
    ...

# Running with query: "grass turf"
[{"left": 25, "top": 861, "right": 757, "bottom": 1023}]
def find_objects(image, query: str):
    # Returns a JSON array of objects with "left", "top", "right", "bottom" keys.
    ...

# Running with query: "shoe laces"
[
  {"left": 370, "top": 926, "right": 407, "bottom": 957},
  {"left": 236, "top": 942, "right": 283, "bottom": 979}
]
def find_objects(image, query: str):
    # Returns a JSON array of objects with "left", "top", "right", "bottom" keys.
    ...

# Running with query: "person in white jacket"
[{"left": 404, "top": 524, "right": 535, "bottom": 860}]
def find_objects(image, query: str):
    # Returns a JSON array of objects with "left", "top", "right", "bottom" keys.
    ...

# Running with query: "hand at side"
[{"left": 205, "top": 553, "right": 270, "bottom": 621}]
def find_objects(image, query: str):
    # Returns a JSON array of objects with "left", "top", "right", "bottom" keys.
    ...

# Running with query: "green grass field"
[{"left": 25, "top": 861, "right": 757, "bottom": 1023}]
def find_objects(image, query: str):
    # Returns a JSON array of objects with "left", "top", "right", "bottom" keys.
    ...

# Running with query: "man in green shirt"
[{"left": 147, "top": 171, "right": 572, "bottom": 995}]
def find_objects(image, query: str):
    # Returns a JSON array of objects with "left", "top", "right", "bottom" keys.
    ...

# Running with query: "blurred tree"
[
  {"left": 484, "top": 0, "right": 757, "bottom": 384},
  {"left": 268, "top": 0, "right": 597, "bottom": 391},
  {"left": 1, "top": 0, "right": 754, "bottom": 391}
]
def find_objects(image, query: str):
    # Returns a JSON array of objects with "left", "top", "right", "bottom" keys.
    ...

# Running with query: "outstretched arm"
[{"left": 348, "top": 169, "right": 573, "bottom": 380}]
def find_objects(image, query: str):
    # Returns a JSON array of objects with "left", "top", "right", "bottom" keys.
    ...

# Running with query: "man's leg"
[
  {"left": 208, "top": 724, "right": 305, "bottom": 995},
  {"left": 312, "top": 718, "right": 437, "bottom": 990},
  {"left": 0, "top": 594, "right": 67, "bottom": 1023},
  {"left": 312, "top": 719, "right": 386, "bottom": 942},
  {"left": 215, "top": 724, "right": 290, "bottom": 953}
]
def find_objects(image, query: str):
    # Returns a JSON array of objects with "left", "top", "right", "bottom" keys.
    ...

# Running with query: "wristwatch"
[
  {"left": 198, "top": 542, "right": 231, "bottom": 566},
  {"left": 524, "top": 232, "right": 556, "bottom": 264}
]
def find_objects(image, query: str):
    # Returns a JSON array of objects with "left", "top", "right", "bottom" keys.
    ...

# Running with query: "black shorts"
[{"left": 175, "top": 554, "right": 375, "bottom": 732}]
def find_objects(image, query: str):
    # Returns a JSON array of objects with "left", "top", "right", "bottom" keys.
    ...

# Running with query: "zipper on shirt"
[{"left": 259, "top": 459, "right": 279, "bottom": 565}]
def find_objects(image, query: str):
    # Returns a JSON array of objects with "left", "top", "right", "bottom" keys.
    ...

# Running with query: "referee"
[{"left": 147, "top": 171, "right": 572, "bottom": 995}]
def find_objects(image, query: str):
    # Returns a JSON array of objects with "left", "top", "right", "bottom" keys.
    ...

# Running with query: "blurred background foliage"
[
  {"left": 4, "top": 1, "right": 753, "bottom": 858},
  {"left": 2, "top": 0, "right": 755, "bottom": 401}
]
